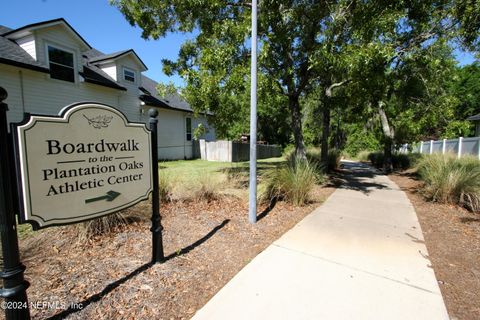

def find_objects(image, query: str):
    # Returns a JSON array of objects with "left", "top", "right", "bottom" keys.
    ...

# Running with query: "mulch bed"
[
  {"left": 8, "top": 184, "right": 335, "bottom": 320},
  {"left": 390, "top": 171, "right": 480, "bottom": 320}
]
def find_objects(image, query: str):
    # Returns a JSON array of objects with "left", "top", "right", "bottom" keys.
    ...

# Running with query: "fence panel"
[
  {"left": 432, "top": 141, "right": 443, "bottom": 153},
  {"left": 413, "top": 136, "right": 480, "bottom": 159},
  {"left": 445, "top": 139, "right": 458, "bottom": 154},
  {"left": 462, "top": 138, "right": 478, "bottom": 156}
]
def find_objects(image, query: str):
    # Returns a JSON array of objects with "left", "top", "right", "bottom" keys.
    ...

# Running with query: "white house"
[{"left": 0, "top": 18, "right": 215, "bottom": 159}]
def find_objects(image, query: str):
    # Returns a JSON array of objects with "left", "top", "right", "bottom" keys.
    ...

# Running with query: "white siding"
[
  {"left": 16, "top": 35, "right": 37, "bottom": 60},
  {"left": 139, "top": 107, "right": 215, "bottom": 160},
  {"left": 34, "top": 25, "right": 85, "bottom": 79},
  {"left": 0, "top": 21, "right": 217, "bottom": 160},
  {"left": 116, "top": 55, "right": 143, "bottom": 88},
  {"left": 0, "top": 64, "right": 138, "bottom": 124},
  {"left": 99, "top": 62, "right": 117, "bottom": 81},
  {"left": 0, "top": 66, "right": 25, "bottom": 124},
  {"left": 0, "top": 64, "right": 216, "bottom": 159}
]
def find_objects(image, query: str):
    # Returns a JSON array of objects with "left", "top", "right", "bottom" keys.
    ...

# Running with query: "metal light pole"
[{"left": 248, "top": 0, "right": 258, "bottom": 224}]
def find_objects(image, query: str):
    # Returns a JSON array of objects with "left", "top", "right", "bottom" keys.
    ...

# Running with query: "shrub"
[
  {"left": 78, "top": 212, "right": 127, "bottom": 241},
  {"left": 261, "top": 159, "right": 323, "bottom": 206},
  {"left": 367, "top": 151, "right": 421, "bottom": 170},
  {"left": 417, "top": 154, "right": 480, "bottom": 212},
  {"left": 158, "top": 170, "right": 173, "bottom": 202},
  {"left": 392, "top": 154, "right": 411, "bottom": 170},
  {"left": 343, "top": 129, "right": 381, "bottom": 157},
  {"left": 368, "top": 152, "right": 384, "bottom": 168}
]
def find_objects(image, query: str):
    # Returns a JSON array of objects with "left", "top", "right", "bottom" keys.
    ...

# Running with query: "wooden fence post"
[
  {"left": 430, "top": 140, "right": 433, "bottom": 154},
  {"left": 419, "top": 141, "right": 423, "bottom": 154},
  {"left": 442, "top": 139, "right": 446, "bottom": 154}
]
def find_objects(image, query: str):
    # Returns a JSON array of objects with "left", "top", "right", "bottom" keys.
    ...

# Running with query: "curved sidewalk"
[{"left": 192, "top": 161, "right": 449, "bottom": 320}]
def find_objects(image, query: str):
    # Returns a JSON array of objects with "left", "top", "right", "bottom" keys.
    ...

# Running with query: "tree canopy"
[{"left": 112, "top": 0, "right": 480, "bottom": 167}]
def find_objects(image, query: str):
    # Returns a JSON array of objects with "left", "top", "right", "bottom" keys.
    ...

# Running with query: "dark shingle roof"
[
  {"left": 87, "top": 50, "right": 130, "bottom": 62},
  {"left": 0, "top": 25, "right": 12, "bottom": 35},
  {"left": 79, "top": 65, "right": 126, "bottom": 91},
  {"left": 467, "top": 113, "right": 480, "bottom": 121},
  {"left": 0, "top": 36, "right": 49, "bottom": 72},
  {"left": 140, "top": 75, "right": 194, "bottom": 113}
]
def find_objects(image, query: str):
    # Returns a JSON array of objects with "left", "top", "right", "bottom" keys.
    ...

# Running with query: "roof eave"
[
  {"left": 467, "top": 113, "right": 480, "bottom": 121},
  {"left": 0, "top": 57, "right": 49, "bottom": 73},
  {"left": 140, "top": 95, "right": 193, "bottom": 114},
  {"left": 83, "top": 78, "right": 127, "bottom": 91}
]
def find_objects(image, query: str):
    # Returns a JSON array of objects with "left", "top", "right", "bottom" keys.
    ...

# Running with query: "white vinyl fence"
[{"left": 399, "top": 137, "right": 480, "bottom": 159}]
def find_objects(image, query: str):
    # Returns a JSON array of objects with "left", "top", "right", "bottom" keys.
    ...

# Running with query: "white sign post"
[{"left": 13, "top": 102, "right": 153, "bottom": 229}]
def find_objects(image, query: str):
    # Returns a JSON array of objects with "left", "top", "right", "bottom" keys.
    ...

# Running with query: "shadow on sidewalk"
[
  {"left": 47, "top": 219, "right": 230, "bottom": 320},
  {"left": 337, "top": 161, "right": 391, "bottom": 195}
]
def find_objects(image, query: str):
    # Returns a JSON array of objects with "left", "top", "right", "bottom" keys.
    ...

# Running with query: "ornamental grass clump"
[
  {"left": 158, "top": 169, "right": 173, "bottom": 202},
  {"left": 262, "top": 159, "right": 323, "bottom": 206},
  {"left": 417, "top": 154, "right": 480, "bottom": 212},
  {"left": 78, "top": 212, "right": 128, "bottom": 241},
  {"left": 192, "top": 173, "right": 222, "bottom": 202}
]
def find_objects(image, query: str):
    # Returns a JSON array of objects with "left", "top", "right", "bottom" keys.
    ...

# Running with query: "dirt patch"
[
  {"left": 6, "top": 184, "right": 335, "bottom": 320},
  {"left": 390, "top": 171, "right": 480, "bottom": 320}
]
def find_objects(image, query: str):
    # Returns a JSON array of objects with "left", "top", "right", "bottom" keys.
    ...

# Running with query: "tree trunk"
[
  {"left": 378, "top": 102, "right": 394, "bottom": 173},
  {"left": 289, "top": 95, "right": 306, "bottom": 160},
  {"left": 321, "top": 101, "right": 330, "bottom": 168}
]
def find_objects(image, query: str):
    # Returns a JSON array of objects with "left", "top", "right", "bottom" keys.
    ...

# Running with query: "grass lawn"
[
  {"left": 158, "top": 157, "right": 286, "bottom": 201},
  {"left": 159, "top": 157, "right": 285, "bottom": 178}
]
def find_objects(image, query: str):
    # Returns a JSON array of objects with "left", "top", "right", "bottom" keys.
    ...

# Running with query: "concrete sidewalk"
[{"left": 192, "top": 161, "right": 449, "bottom": 320}]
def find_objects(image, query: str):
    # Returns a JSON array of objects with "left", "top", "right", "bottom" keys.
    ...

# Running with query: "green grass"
[
  {"left": 158, "top": 157, "right": 286, "bottom": 200},
  {"left": 159, "top": 157, "right": 285, "bottom": 178},
  {"left": 17, "top": 223, "right": 35, "bottom": 239}
]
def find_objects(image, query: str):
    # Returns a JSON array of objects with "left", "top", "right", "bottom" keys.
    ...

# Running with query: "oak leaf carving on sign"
[{"left": 83, "top": 114, "right": 113, "bottom": 129}]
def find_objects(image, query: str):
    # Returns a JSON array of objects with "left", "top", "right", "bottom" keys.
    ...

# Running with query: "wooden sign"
[{"left": 13, "top": 102, "right": 153, "bottom": 229}]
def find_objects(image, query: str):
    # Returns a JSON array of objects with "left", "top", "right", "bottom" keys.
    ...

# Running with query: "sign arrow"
[{"left": 85, "top": 190, "right": 121, "bottom": 204}]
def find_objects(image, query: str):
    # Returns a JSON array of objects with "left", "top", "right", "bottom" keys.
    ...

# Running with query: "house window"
[
  {"left": 47, "top": 46, "right": 75, "bottom": 82},
  {"left": 186, "top": 117, "right": 192, "bottom": 141},
  {"left": 123, "top": 67, "right": 135, "bottom": 83}
]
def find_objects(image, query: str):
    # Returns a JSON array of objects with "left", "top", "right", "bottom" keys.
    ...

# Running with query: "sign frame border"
[{"left": 11, "top": 101, "right": 153, "bottom": 230}]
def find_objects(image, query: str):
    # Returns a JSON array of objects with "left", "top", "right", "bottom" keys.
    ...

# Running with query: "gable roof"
[
  {"left": 2, "top": 18, "right": 91, "bottom": 50},
  {"left": 0, "top": 18, "right": 201, "bottom": 115},
  {"left": 81, "top": 49, "right": 127, "bottom": 91},
  {"left": 0, "top": 20, "right": 130, "bottom": 91},
  {"left": 88, "top": 49, "right": 148, "bottom": 71},
  {"left": 467, "top": 113, "right": 480, "bottom": 121}
]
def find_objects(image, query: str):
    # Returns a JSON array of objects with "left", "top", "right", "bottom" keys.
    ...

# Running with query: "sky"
[{"left": 0, "top": 0, "right": 477, "bottom": 88}]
